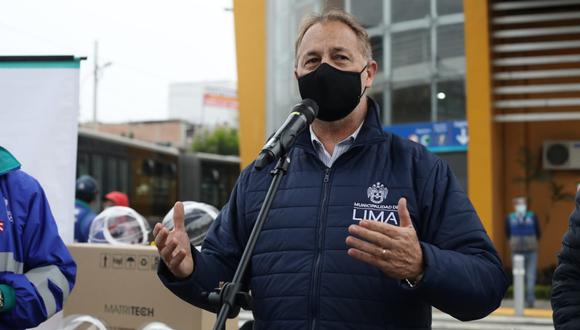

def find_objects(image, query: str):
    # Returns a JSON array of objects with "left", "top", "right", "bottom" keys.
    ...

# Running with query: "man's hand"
[
  {"left": 153, "top": 201, "right": 194, "bottom": 279},
  {"left": 345, "top": 197, "right": 423, "bottom": 280}
]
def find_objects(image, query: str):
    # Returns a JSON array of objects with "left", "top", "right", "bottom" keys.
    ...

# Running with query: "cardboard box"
[{"left": 64, "top": 244, "right": 238, "bottom": 330}]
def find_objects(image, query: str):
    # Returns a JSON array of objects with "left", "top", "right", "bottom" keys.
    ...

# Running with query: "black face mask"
[{"left": 298, "top": 62, "right": 367, "bottom": 122}]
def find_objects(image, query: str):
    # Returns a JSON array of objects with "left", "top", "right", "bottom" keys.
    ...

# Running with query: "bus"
[{"left": 76, "top": 127, "right": 240, "bottom": 223}]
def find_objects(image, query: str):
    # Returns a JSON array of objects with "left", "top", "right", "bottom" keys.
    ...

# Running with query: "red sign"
[{"left": 203, "top": 93, "right": 238, "bottom": 110}]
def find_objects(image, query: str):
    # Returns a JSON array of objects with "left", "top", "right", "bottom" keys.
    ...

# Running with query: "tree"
[{"left": 191, "top": 126, "right": 239, "bottom": 156}]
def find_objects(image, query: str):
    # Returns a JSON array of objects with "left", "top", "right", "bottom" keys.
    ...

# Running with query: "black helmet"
[{"left": 76, "top": 175, "right": 98, "bottom": 203}]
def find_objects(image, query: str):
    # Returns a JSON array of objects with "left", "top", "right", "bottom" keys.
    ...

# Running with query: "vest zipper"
[{"left": 310, "top": 168, "right": 331, "bottom": 330}]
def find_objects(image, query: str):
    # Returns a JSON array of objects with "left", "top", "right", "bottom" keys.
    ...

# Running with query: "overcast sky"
[{"left": 0, "top": 0, "right": 237, "bottom": 123}]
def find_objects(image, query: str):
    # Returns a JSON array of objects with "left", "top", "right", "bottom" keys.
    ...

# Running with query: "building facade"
[
  {"left": 168, "top": 81, "right": 239, "bottom": 129},
  {"left": 89, "top": 120, "right": 195, "bottom": 150},
  {"left": 264, "top": 0, "right": 468, "bottom": 188},
  {"left": 234, "top": 0, "right": 580, "bottom": 269},
  {"left": 465, "top": 0, "right": 580, "bottom": 269}
]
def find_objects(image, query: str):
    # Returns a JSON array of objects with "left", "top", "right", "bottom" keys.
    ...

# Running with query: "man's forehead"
[
  {"left": 304, "top": 46, "right": 350, "bottom": 56},
  {"left": 298, "top": 21, "right": 361, "bottom": 55}
]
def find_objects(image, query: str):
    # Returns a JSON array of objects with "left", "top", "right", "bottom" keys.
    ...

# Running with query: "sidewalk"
[
  {"left": 432, "top": 311, "right": 553, "bottom": 330},
  {"left": 494, "top": 299, "right": 553, "bottom": 318},
  {"left": 238, "top": 301, "right": 555, "bottom": 329},
  {"left": 431, "top": 300, "right": 553, "bottom": 329}
]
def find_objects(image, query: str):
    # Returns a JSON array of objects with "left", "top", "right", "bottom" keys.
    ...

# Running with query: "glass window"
[
  {"left": 392, "top": 81, "right": 431, "bottom": 124},
  {"left": 119, "top": 159, "right": 129, "bottom": 194},
  {"left": 370, "top": 35, "right": 384, "bottom": 70},
  {"left": 294, "top": 2, "right": 317, "bottom": 29},
  {"left": 107, "top": 157, "right": 118, "bottom": 192},
  {"left": 392, "top": 29, "right": 430, "bottom": 69},
  {"left": 91, "top": 154, "right": 104, "bottom": 190},
  {"left": 91, "top": 154, "right": 104, "bottom": 210},
  {"left": 323, "top": 0, "right": 344, "bottom": 11},
  {"left": 439, "top": 152, "right": 467, "bottom": 191},
  {"left": 351, "top": 0, "right": 383, "bottom": 28},
  {"left": 200, "top": 162, "right": 227, "bottom": 207},
  {"left": 392, "top": 0, "right": 430, "bottom": 23},
  {"left": 369, "top": 90, "right": 384, "bottom": 119},
  {"left": 437, "top": 23, "right": 464, "bottom": 59},
  {"left": 436, "top": 79, "right": 465, "bottom": 121},
  {"left": 77, "top": 152, "right": 90, "bottom": 177},
  {"left": 437, "top": 0, "right": 463, "bottom": 15}
]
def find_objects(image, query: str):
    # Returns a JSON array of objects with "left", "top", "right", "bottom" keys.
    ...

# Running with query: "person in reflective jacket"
[{"left": 0, "top": 146, "right": 77, "bottom": 329}]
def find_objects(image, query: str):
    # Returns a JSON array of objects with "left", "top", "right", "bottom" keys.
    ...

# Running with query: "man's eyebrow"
[
  {"left": 330, "top": 46, "right": 351, "bottom": 54},
  {"left": 303, "top": 50, "right": 320, "bottom": 58}
]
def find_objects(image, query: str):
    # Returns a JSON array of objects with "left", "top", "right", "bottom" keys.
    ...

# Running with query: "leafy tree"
[{"left": 191, "top": 126, "right": 239, "bottom": 156}]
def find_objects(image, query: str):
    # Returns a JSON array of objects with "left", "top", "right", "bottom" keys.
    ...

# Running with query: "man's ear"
[
  {"left": 294, "top": 70, "right": 299, "bottom": 80},
  {"left": 364, "top": 60, "right": 378, "bottom": 88}
]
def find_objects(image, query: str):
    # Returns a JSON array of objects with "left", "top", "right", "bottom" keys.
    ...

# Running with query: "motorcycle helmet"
[
  {"left": 162, "top": 201, "right": 218, "bottom": 246},
  {"left": 62, "top": 314, "right": 108, "bottom": 330},
  {"left": 89, "top": 206, "right": 150, "bottom": 245}
]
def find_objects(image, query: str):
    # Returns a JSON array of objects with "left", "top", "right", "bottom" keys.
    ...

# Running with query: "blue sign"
[{"left": 383, "top": 120, "right": 468, "bottom": 153}]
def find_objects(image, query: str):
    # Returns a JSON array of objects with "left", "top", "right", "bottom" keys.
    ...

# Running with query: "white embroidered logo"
[
  {"left": 4, "top": 198, "right": 13, "bottom": 223},
  {"left": 353, "top": 182, "right": 398, "bottom": 225},
  {"left": 367, "top": 182, "right": 388, "bottom": 204}
]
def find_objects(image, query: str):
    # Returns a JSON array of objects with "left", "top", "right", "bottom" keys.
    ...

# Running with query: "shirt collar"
[
  {"left": 294, "top": 96, "right": 387, "bottom": 152},
  {"left": 309, "top": 119, "right": 365, "bottom": 150}
]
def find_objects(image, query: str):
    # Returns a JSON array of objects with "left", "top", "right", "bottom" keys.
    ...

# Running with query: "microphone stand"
[{"left": 210, "top": 155, "right": 291, "bottom": 330}]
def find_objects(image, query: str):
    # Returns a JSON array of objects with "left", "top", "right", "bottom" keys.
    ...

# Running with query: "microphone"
[{"left": 254, "top": 99, "right": 318, "bottom": 170}]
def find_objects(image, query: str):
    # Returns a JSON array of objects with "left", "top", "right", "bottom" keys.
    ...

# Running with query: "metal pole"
[
  {"left": 430, "top": 0, "right": 438, "bottom": 122},
  {"left": 93, "top": 40, "right": 99, "bottom": 128},
  {"left": 212, "top": 156, "right": 291, "bottom": 330},
  {"left": 383, "top": 0, "right": 392, "bottom": 125},
  {"left": 513, "top": 254, "right": 525, "bottom": 316}
]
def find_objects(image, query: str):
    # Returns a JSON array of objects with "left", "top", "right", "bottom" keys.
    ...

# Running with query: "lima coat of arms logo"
[{"left": 367, "top": 182, "right": 388, "bottom": 204}]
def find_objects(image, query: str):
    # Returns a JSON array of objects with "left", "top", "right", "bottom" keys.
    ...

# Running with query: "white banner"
[{"left": 0, "top": 58, "right": 81, "bottom": 329}]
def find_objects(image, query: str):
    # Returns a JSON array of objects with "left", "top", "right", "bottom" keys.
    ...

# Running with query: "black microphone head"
[{"left": 294, "top": 99, "right": 319, "bottom": 124}]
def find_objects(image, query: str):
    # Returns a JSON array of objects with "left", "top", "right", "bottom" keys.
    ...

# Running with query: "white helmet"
[
  {"left": 62, "top": 314, "right": 108, "bottom": 330},
  {"left": 89, "top": 206, "right": 150, "bottom": 245},
  {"left": 162, "top": 201, "right": 218, "bottom": 246}
]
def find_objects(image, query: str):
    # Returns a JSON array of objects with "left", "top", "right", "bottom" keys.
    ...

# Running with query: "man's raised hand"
[{"left": 153, "top": 201, "right": 194, "bottom": 278}]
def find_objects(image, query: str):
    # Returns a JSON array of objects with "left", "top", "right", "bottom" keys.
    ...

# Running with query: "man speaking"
[{"left": 155, "top": 9, "right": 507, "bottom": 329}]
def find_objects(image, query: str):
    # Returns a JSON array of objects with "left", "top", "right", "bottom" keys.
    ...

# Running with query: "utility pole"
[
  {"left": 92, "top": 40, "right": 112, "bottom": 129},
  {"left": 92, "top": 40, "right": 99, "bottom": 128}
]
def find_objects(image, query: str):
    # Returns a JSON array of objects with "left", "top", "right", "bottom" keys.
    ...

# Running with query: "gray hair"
[{"left": 294, "top": 9, "right": 373, "bottom": 64}]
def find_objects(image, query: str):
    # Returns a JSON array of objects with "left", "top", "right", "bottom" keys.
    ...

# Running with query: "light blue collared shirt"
[{"left": 309, "top": 121, "right": 364, "bottom": 168}]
